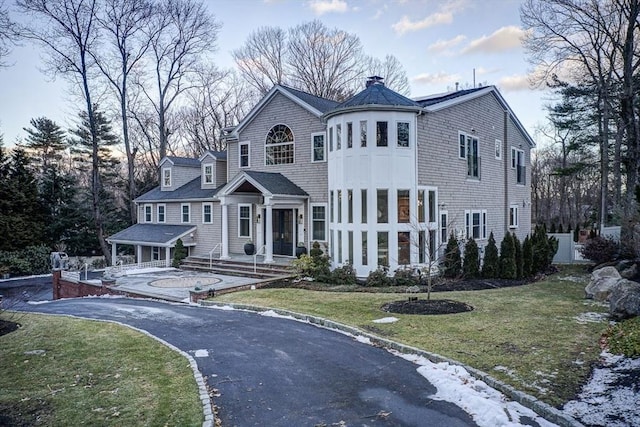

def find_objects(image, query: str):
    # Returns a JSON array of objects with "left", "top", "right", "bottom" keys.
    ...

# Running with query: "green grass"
[
  {"left": 0, "top": 313, "right": 203, "bottom": 426},
  {"left": 215, "top": 265, "right": 608, "bottom": 407}
]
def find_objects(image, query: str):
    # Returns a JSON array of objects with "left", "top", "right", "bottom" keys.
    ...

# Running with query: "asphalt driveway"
[{"left": 14, "top": 297, "right": 480, "bottom": 426}]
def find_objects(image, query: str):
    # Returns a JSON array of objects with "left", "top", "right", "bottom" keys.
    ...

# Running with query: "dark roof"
[
  {"left": 204, "top": 150, "right": 227, "bottom": 160},
  {"left": 245, "top": 171, "right": 308, "bottom": 196},
  {"left": 281, "top": 85, "right": 340, "bottom": 113},
  {"left": 165, "top": 156, "right": 201, "bottom": 167},
  {"left": 335, "top": 82, "right": 421, "bottom": 110},
  {"left": 415, "top": 87, "right": 487, "bottom": 107},
  {"left": 107, "top": 224, "right": 196, "bottom": 245},
  {"left": 136, "top": 177, "right": 221, "bottom": 202}
]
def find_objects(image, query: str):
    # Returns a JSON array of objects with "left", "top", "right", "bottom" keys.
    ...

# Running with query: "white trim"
[
  {"left": 396, "top": 120, "right": 410, "bottom": 148},
  {"left": 311, "top": 132, "right": 326, "bottom": 163},
  {"left": 162, "top": 167, "right": 171, "bottom": 187},
  {"left": 202, "top": 163, "right": 213, "bottom": 184},
  {"left": 440, "top": 210, "right": 449, "bottom": 243},
  {"left": 181, "top": 203, "right": 191, "bottom": 223},
  {"left": 509, "top": 204, "right": 519, "bottom": 229},
  {"left": 143, "top": 204, "right": 152, "bottom": 223},
  {"left": 311, "top": 203, "right": 328, "bottom": 242},
  {"left": 264, "top": 123, "right": 295, "bottom": 166},
  {"left": 239, "top": 141, "right": 250, "bottom": 168},
  {"left": 465, "top": 209, "right": 487, "bottom": 240},
  {"left": 202, "top": 202, "right": 213, "bottom": 224},
  {"left": 238, "top": 203, "right": 252, "bottom": 239},
  {"left": 157, "top": 204, "right": 166, "bottom": 223},
  {"left": 495, "top": 139, "right": 502, "bottom": 160}
]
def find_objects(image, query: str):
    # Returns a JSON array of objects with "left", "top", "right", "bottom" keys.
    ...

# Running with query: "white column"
[
  {"left": 111, "top": 242, "right": 117, "bottom": 266},
  {"left": 264, "top": 202, "right": 274, "bottom": 263},
  {"left": 165, "top": 247, "right": 171, "bottom": 267},
  {"left": 136, "top": 245, "right": 142, "bottom": 265},
  {"left": 221, "top": 200, "right": 230, "bottom": 259},
  {"left": 297, "top": 205, "right": 305, "bottom": 245},
  {"left": 256, "top": 207, "right": 263, "bottom": 253}
]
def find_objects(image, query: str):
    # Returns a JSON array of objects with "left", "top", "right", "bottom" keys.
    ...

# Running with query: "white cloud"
[
  {"left": 308, "top": 0, "right": 349, "bottom": 15},
  {"left": 412, "top": 71, "right": 460, "bottom": 86},
  {"left": 462, "top": 26, "right": 527, "bottom": 54},
  {"left": 498, "top": 74, "right": 534, "bottom": 92},
  {"left": 427, "top": 35, "right": 467, "bottom": 53},
  {"left": 392, "top": 12, "right": 453, "bottom": 35}
]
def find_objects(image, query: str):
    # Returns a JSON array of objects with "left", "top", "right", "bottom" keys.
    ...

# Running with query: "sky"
[{"left": 0, "top": 0, "right": 550, "bottom": 148}]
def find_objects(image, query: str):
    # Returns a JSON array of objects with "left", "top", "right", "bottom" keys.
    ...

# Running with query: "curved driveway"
[{"left": 16, "top": 297, "right": 478, "bottom": 426}]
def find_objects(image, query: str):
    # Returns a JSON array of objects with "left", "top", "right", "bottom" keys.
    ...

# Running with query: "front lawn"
[
  {"left": 0, "top": 313, "right": 203, "bottom": 426},
  {"left": 215, "top": 265, "right": 608, "bottom": 407}
]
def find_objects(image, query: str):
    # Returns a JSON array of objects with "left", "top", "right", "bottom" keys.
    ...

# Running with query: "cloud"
[
  {"left": 412, "top": 71, "right": 460, "bottom": 86},
  {"left": 462, "top": 26, "right": 527, "bottom": 54},
  {"left": 498, "top": 74, "right": 534, "bottom": 92},
  {"left": 427, "top": 35, "right": 467, "bottom": 53},
  {"left": 308, "top": 0, "right": 348, "bottom": 15},
  {"left": 392, "top": 12, "right": 453, "bottom": 35}
]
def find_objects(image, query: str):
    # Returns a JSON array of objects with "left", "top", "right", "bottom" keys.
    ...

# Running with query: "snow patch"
[
  {"left": 194, "top": 349, "right": 208, "bottom": 358},
  {"left": 354, "top": 335, "right": 372, "bottom": 345},
  {"left": 372, "top": 316, "right": 399, "bottom": 324},
  {"left": 574, "top": 312, "right": 608, "bottom": 324},
  {"left": 261, "top": 310, "right": 296, "bottom": 321},
  {"left": 394, "top": 351, "right": 558, "bottom": 427}
]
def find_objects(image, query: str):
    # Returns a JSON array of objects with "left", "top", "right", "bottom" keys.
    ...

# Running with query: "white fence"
[
  {"left": 61, "top": 270, "right": 81, "bottom": 282},
  {"left": 105, "top": 259, "right": 170, "bottom": 277}
]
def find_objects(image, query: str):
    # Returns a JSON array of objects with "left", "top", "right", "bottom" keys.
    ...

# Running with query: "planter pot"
[
  {"left": 244, "top": 243, "right": 256, "bottom": 255},
  {"left": 295, "top": 246, "right": 307, "bottom": 258}
]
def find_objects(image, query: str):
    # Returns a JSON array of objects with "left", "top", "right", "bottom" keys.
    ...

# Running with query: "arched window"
[{"left": 265, "top": 124, "right": 294, "bottom": 165}]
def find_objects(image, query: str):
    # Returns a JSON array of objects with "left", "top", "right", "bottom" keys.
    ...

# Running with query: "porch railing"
[
  {"left": 105, "top": 259, "right": 168, "bottom": 277},
  {"left": 209, "top": 243, "right": 223, "bottom": 269}
]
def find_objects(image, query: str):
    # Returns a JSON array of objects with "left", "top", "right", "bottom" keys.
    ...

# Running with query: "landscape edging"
[{"left": 201, "top": 300, "right": 584, "bottom": 427}]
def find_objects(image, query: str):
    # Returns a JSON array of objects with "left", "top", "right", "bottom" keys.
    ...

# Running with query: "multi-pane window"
[
  {"left": 157, "top": 204, "right": 166, "bottom": 223},
  {"left": 312, "top": 205, "right": 327, "bottom": 241},
  {"left": 347, "top": 189, "right": 353, "bottom": 223},
  {"left": 265, "top": 124, "right": 294, "bottom": 165},
  {"left": 418, "top": 190, "right": 425, "bottom": 222},
  {"left": 203, "top": 203, "right": 212, "bottom": 224},
  {"left": 360, "top": 120, "right": 367, "bottom": 147},
  {"left": 181, "top": 204, "right": 190, "bottom": 223},
  {"left": 398, "top": 231, "right": 410, "bottom": 265},
  {"left": 240, "top": 143, "right": 250, "bottom": 168},
  {"left": 203, "top": 164, "right": 213, "bottom": 184},
  {"left": 397, "top": 190, "right": 410, "bottom": 223},
  {"left": 336, "top": 124, "right": 342, "bottom": 150},
  {"left": 377, "top": 231, "right": 389, "bottom": 266},
  {"left": 397, "top": 122, "right": 409, "bottom": 147},
  {"left": 238, "top": 204, "right": 251, "bottom": 238},
  {"left": 376, "top": 121, "right": 388, "bottom": 147},
  {"left": 144, "top": 204, "right": 152, "bottom": 223},
  {"left": 162, "top": 168, "right": 171, "bottom": 186},
  {"left": 509, "top": 205, "right": 519, "bottom": 228},
  {"left": 312, "top": 133, "right": 325, "bottom": 162},
  {"left": 512, "top": 147, "right": 526, "bottom": 184},
  {"left": 152, "top": 246, "right": 160, "bottom": 261},
  {"left": 347, "top": 122, "right": 353, "bottom": 148},
  {"left": 459, "top": 133, "right": 480, "bottom": 178},
  {"left": 428, "top": 190, "right": 436, "bottom": 223},
  {"left": 465, "top": 209, "right": 487, "bottom": 240},
  {"left": 495, "top": 139, "right": 502, "bottom": 159},
  {"left": 361, "top": 189, "right": 367, "bottom": 223},
  {"left": 377, "top": 189, "right": 388, "bottom": 223},
  {"left": 440, "top": 211, "right": 448, "bottom": 243}
]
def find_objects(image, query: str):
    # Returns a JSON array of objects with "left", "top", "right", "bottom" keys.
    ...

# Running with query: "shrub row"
[{"left": 0, "top": 245, "right": 51, "bottom": 277}]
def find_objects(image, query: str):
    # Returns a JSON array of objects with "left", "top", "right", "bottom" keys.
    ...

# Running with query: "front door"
[{"left": 272, "top": 209, "right": 294, "bottom": 256}]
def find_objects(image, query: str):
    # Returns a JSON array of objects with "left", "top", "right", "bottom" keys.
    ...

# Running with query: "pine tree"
[
  {"left": 513, "top": 233, "right": 523, "bottom": 279},
  {"left": 172, "top": 238, "right": 187, "bottom": 268},
  {"left": 532, "top": 225, "right": 550, "bottom": 274},
  {"left": 522, "top": 235, "right": 533, "bottom": 278},
  {"left": 499, "top": 233, "right": 516, "bottom": 279},
  {"left": 23, "top": 117, "right": 67, "bottom": 171},
  {"left": 443, "top": 232, "right": 462, "bottom": 278},
  {"left": 482, "top": 232, "right": 499, "bottom": 278},
  {"left": 463, "top": 238, "right": 480, "bottom": 279}
]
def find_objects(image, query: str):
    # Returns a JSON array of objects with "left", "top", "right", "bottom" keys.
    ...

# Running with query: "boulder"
[
  {"left": 620, "top": 263, "right": 638, "bottom": 279},
  {"left": 609, "top": 280, "right": 640, "bottom": 320},
  {"left": 585, "top": 266, "right": 622, "bottom": 301}
]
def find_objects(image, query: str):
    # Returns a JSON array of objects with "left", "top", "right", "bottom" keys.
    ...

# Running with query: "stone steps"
[{"left": 181, "top": 256, "right": 294, "bottom": 281}]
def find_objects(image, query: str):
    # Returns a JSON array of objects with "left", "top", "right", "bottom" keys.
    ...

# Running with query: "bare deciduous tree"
[
  {"left": 0, "top": 0, "right": 19, "bottom": 67},
  {"left": 364, "top": 54, "right": 410, "bottom": 96},
  {"left": 17, "top": 0, "right": 112, "bottom": 264}
]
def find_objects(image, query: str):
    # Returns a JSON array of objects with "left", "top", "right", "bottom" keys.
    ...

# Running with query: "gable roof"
[
  {"left": 229, "top": 85, "right": 338, "bottom": 137},
  {"left": 199, "top": 150, "right": 227, "bottom": 161},
  {"left": 136, "top": 177, "right": 222, "bottom": 202},
  {"left": 160, "top": 156, "right": 201, "bottom": 168},
  {"left": 107, "top": 224, "right": 196, "bottom": 246},
  {"left": 219, "top": 170, "right": 308, "bottom": 198}
]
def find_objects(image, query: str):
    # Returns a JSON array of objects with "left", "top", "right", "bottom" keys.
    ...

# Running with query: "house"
[{"left": 107, "top": 77, "right": 534, "bottom": 277}]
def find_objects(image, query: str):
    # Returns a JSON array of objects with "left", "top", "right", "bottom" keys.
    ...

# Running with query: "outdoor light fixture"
[
  {"left": 298, "top": 214, "right": 303, "bottom": 224},
  {"left": 256, "top": 214, "right": 261, "bottom": 223}
]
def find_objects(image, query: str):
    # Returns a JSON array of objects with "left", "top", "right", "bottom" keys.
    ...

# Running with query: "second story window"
[
  {"left": 144, "top": 204, "right": 152, "bottom": 223},
  {"left": 181, "top": 203, "right": 190, "bottom": 223},
  {"left": 347, "top": 122, "right": 353, "bottom": 148},
  {"left": 162, "top": 168, "right": 171, "bottom": 187},
  {"left": 512, "top": 147, "right": 526, "bottom": 185},
  {"left": 336, "top": 124, "right": 342, "bottom": 150},
  {"left": 240, "top": 142, "right": 250, "bottom": 168},
  {"left": 265, "top": 124, "right": 294, "bottom": 165},
  {"left": 360, "top": 120, "right": 367, "bottom": 147},
  {"left": 312, "top": 133, "right": 325, "bottom": 162},
  {"left": 203, "top": 164, "right": 213, "bottom": 184},
  {"left": 459, "top": 133, "right": 480, "bottom": 179},
  {"left": 397, "top": 122, "right": 409, "bottom": 147},
  {"left": 376, "top": 121, "right": 388, "bottom": 147},
  {"left": 157, "top": 204, "right": 166, "bottom": 223}
]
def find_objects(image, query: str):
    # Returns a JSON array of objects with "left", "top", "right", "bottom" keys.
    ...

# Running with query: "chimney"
[
  {"left": 366, "top": 75, "right": 385, "bottom": 88},
  {"left": 455, "top": 82, "right": 459, "bottom": 91}
]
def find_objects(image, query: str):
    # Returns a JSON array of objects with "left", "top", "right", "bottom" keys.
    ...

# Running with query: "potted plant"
[
  {"left": 295, "top": 242, "right": 307, "bottom": 258},
  {"left": 244, "top": 240, "right": 256, "bottom": 255}
]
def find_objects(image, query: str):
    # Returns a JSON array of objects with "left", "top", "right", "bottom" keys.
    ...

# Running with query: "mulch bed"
[
  {"left": 382, "top": 298, "right": 474, "bottom": 315},
  {"left": 0, "top": 319, "right": 20, "bottom": 337}
]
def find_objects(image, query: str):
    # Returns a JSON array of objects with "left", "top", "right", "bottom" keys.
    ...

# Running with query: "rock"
[
  {"left": 620, "top": 263, "right": 638, "bottom": 279},
  {"left": 609, "top": 280, "right": 640, "bottom": 320},
  {"left": 586, "top": 267, "right": 622, "bottom": 301}
]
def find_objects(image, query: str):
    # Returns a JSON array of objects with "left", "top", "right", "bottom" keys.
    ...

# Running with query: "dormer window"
[
  {"left": 265, "top": 124, "right": 294, "bottom": 165},
  {"left": 162, "top": 168, "right": 171, "bottom": 187},
  {"left": 203, "top": 164, "right": 213, "bottom": 184}
]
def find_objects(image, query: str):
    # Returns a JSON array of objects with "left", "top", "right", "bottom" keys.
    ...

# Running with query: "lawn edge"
[
  {"left": 3, "top": 311, "right": 214, "bottom": 427},
  {"left": 201, "top": 300, "right": 585, "bottom": 427}
]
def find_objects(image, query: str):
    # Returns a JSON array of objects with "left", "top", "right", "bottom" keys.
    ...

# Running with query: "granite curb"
[{"left": 201, "top": 300, "right": 584, "bottom": 427}]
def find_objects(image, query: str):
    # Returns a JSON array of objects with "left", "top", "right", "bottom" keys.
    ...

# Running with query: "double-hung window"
[
  {"left": 181, "top": 203, "right": 191, "bottom": 223},
  {"left": 202, "top": 203, "right": 213, "bottom": 224},
  {"left": 144, "top": 204, "right": 152, "bottom": 223},
  {"left": 312, "top": 205, "right": 327, "bottom": 241},
  {"left": 465, "top": 209, "right": 487, "bottom": 240},
  {"left": 203, "top": 164, "right": 213, "bottom": 184},
  {"left": 511, "top": 147, "right": 526, "bottom": 184},
  {"left": 157, "top": 204, "right": 166, "bottom": 223},
  {"left": 240, "top": 142, "right": 250, "bottom": 168},
  {"left": 311, "top": 133, "right": 325, "bottom": 162},
  {"left": 459, "top": 132, "right": 480, "bottom": 178},
  {"left": 162, "top": 168, "right": 171, "bottom": 187},
  {"left": 509, "top": 205, "right": 519, "bottom": 228},
  {"left": 238, "top": 204, "right": 251, "bottom": 238}
]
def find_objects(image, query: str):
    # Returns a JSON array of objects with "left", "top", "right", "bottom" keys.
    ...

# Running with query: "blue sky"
[{"left": 0, "top": 0, "right": 548, "bottom": 147}]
